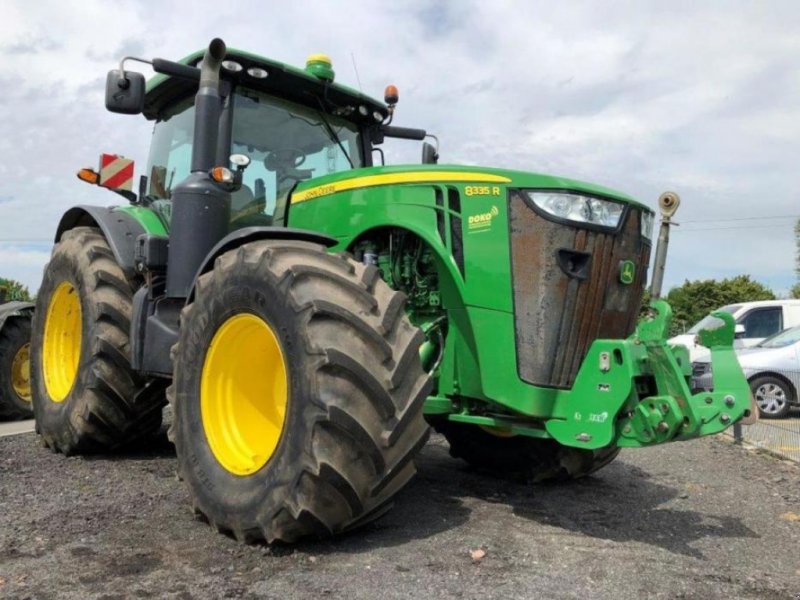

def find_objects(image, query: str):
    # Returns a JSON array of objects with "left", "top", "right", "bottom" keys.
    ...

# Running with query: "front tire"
[
  {"left": 0, "top": 317, "right": 34, "bottom": 420},
  {"left": 31, "top": 227, "right": 166, "bottom": 454},
  {"left": 170, "top": 240, "right": 431, "bottom": 543},
  {"left": 435, "top": 420, "right": 620, "bottom": 482}
]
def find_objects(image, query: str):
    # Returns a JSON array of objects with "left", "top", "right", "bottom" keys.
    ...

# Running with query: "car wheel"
[{"left": 750, "top": 376, "right": 793, "bottom": 419}]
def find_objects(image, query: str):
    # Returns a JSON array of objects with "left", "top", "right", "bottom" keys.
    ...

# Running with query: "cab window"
[{"left": 146, "top": 97, "right": 194, "bottom": 201}]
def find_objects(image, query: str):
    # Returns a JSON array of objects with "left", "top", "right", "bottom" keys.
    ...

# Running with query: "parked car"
[
  {"left": 671, "top": 299, "right": 800, "bottom": 362},
  {"left": 693, "top": 325, "right": 800, "bottom": 418}
]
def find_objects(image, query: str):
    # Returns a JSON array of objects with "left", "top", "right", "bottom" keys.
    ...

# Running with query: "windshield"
[
  {"left": 229, "top": 89, "right": 362, "bottom": 226},
  {"left": 757, "top": 325, "right": 800, "bottom": 348},
  {"left": 145, "top": 88, "right": 363, "bottom": 227},
  {"left": 688, "top": 304, "right": 742, "bottom": 334}
]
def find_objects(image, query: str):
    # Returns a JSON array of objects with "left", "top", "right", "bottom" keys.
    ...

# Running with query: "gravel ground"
[{"left": 1, "top": 431, "right": 798, "bottom": 600}]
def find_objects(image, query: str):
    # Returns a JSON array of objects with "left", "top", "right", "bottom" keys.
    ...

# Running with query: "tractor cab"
[
  {"left": 93, "top": 49, "right": 432, "bottom": 234},
  {"left": 84, "top": 48, "right": 432, "bottom": 236},
  {"left": 142, "top": 52, "right": 378, "bottom": 230}
]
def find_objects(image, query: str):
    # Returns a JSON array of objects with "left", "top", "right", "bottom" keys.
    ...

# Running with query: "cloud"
[
  {"left": 0, "top": 0, "right": 798, "bottom": 297},
  {"left": 2, "top": 34, "right": 61, "bottom": 55},
  {"left": 0, "top": 244, "right": 51, "bottom": 291}
]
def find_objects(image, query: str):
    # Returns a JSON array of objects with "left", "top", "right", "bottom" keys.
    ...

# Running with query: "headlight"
[
  {"left": 525, "top": 192, "right": 624, "bottom": 228},
  {"left": 642, "top": 210, "right": 655, "bottom": 241}
]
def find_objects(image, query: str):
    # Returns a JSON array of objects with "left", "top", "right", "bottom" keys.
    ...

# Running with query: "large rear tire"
[
  {"left": 0, "top": 316, "right": 34, "bottom": 420},
  {"left": 170, "top": 240, "right": 431, "bottom": 543},
  {"left": 435, "top": 420, "right": 620, "bottom": 482},
  {"left": 30, "top": 227, "right": 166, "bottom": 454}
]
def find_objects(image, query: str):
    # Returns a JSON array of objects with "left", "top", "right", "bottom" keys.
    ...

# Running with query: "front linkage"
[
  {"left": 545, "top": 189, "right": 753, "bottom": 450},
  {"left": 547, "top": 300, "right": 752, "bottom": 450}
]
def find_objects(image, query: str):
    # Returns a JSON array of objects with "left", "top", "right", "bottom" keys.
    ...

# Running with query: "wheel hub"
[
  {"left": 10, "top": 342, "right": 31, "bottom": 402},
  {"left": 42, "top": 281, "right": 82, "bottom": 402},
  {"left": 754, "top": 383, "right": 786, "bottom": 414},
  {"left": 200, "top": 313, "right": 288, "bottom": 476}
]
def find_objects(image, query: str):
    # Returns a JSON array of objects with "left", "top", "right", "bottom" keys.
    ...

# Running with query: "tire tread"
[
  {"left": 0, "top": 316, "right": 34, "bottom": 420},
  {"left": 32, "top": 227, "right": 165, "bottom": 453},
  {"left": 171, "top": 239, "right": 431, "bottom": 543}
]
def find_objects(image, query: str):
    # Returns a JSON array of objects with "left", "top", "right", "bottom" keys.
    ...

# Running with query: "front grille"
[
  {"left": 692, "top": 361, "right": 710, "bottom": 377},
  {"left": 509, "top": 191, "right": 650, "bottom": 388}
]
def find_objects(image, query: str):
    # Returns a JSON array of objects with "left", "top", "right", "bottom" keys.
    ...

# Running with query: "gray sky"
[{"left": 1, "top": 0, "right": 798, "bottom": 295}]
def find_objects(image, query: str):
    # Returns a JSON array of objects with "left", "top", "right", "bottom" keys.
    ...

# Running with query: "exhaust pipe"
[
  {"left": 191, "top": 38, "right": 227, "bottom": 172},
  {"left": 167, "top": 38, "right": 231, "bottom": 298}
]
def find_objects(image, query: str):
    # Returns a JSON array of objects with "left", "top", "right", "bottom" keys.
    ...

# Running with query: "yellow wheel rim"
[
  {"left": 10, "top": 342, "right": 31, "bottom": 402},
  {"left": 201, "top": 313, "right": 288, "bottom": 476},
  {"left": 42, "top": 282, "right": 82, "bottom": 402}
]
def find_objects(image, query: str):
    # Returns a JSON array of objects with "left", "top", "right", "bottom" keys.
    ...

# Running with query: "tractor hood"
[{"left": 291, "top": 164, "right": 652, "bottom": 212}]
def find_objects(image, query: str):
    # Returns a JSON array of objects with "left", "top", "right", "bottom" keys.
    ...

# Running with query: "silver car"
[{"left": 692, "top": 325, "right": 800, "bottom": 418}]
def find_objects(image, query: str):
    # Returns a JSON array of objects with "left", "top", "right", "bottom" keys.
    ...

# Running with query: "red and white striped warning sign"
[{"left": 98, "top": 154, "right": 134, "bottom": 191}]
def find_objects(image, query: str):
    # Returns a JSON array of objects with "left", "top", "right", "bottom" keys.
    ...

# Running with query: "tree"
[
  {"left": 791, "top": 282, "right": 800, "bottom": 300},
  {"left": 0, "top": 278, "right": 32, "bottom": 302},
  {"left": 665, "top": 275, "right": 775, "bottom": 336}
]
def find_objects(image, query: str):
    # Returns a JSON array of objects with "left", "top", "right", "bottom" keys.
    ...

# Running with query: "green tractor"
[
  {"left": 0, "top": 285, "right": 34, "bottom": 420},
  {"left": 30, "top": 39, "right": 752, "bottom": 543}
]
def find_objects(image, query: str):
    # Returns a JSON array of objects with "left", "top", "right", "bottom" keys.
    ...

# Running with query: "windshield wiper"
[{"left": 315, "top": 98, "right": 354, "bottom": 168}]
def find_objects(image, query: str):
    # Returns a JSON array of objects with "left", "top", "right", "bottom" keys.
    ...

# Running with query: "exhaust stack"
[
  {"left": 166, "top": 38, "right": 231, "bottom": 299},
  {"left": 191, "top": 38, "right": 227, "bottom": 172}
]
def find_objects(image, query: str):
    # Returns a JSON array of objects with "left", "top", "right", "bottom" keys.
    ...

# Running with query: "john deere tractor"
[
  {"left": 30, "top": 39, "right": 752, "bottom": 543},
  {"left": 0, "top": 285, "right": 34, "bottom": 420}
]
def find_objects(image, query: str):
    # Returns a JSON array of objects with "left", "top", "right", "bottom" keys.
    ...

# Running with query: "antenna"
[{"left": 350, "top": 52, "right": 363, "bottom": 91}]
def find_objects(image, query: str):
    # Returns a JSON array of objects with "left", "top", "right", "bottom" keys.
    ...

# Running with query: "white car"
[
  {"left": 670, "top": 299, "right": 800, "bottom": 362},
  {"left": 693, "top": 325, "right": 800, "bottom": 418}
]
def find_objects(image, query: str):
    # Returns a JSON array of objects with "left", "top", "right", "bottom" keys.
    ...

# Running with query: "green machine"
[
  {"left": 0, "top": 286, "right": 34, "bottom": 420},
  {"left": 30, "top": 39, "right": 752, "bottom": 543}
]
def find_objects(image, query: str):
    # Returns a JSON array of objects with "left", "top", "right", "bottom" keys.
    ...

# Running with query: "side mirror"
[
  {"left": 421, "top": 141, "right": 439, "bottom": 165},
  {"left": 105, "top": 69, "right": 145, "bottom": 114},
  {"left": 734, "top": 324, "right": 746, "bottom": 338}
]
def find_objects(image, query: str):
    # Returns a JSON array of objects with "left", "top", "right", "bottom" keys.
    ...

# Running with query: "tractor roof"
[{"left": 144, "top": 48, "right": 388, "bottom": 125}]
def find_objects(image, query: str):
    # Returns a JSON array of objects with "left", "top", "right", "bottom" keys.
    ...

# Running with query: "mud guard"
[
  {"left": 0, "top": 301, "right": 34, "bottom": 331},
  {"left": 55, "top": 206, "right": 145, "bottom": 279},
  {"left": 186, "top": 226, "right": 337, "bottom": 301}
]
